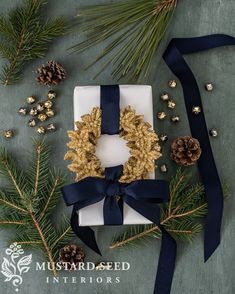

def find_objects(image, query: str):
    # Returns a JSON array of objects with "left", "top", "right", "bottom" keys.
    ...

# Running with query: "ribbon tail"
[
  {"left": 162, "top": 34, "right": 235, "bottom": 261},
  {"left": 204, "top": 192, "right": 223, "bottom": 261},
  {"left": 71, "top": 209, "right": 101, "bottom": 256},
  {"left": 125, "top": 196, "right": 176, "bottom": 294},
  {"left": 103, "top": 197, "right": 123, "bottom": 225},
  {"left": 154, "top": 227, "right": 177, "bottom": 294}
]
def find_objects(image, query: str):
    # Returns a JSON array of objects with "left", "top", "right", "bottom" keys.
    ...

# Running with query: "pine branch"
[
  {"left": 0, "top": 140, "right": 72, "bottom": 277},
  {"left": 34, "top": 142, "right": 43, "bottom": 195},
  {"left": 0, "top": 148, "right": 28, "bottom": 204},
  {"left": 10, "top": 231, "right": 42, "bottom": 247},
  {"left": 0, "top": 212, "right": 27, "bottom": 227},
  {"left": 39, "top": 176, "right": 59, "bottom": 219},
  {"left": 0, "top": 191, "right": 27, "bottom": 213},
  {"left": 15, "top": 241, "right": 42, "bottom": 247},
  {"left": 52, "top": 227, "right": 71, "bottom": 249},
  {"left": 30, "top": 216, "right": 58, "bottom": 275},
  {"left": 110, "top": 168, "right": 209, "bottom": 249},
  {"left": 0, "top": 221, "right": 25, "bottom": 225},
  {"left": 0, "top": 0, "right": 67, "bottom": 85},
  {"left": 51, "top": 216, "right": 74, "bottom": 259},
  {"left": 28, "top": 139, "right": 50, "bottom": 197},
  {"left": 110, "top": 224, "right": 161, "bottom": 249},
  {"left": 166, "top": 226, "right": 202, "bottom": 242},
  {"left": 163, "top": 219, "right": 202, "bottom": 242},
  {"left": 38, "top": 170, "right": 66, "bottom": 220},
  {"left": 168, "top": 168, "right": 188, "bottom": 215},
  {"left": 70, "top": 0, "right": 177, "bottom": 81}
]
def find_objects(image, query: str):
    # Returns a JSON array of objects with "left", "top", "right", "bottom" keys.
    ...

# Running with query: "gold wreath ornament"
[{"left": 65, "top": 106, "right": 161, "bottom": 183}]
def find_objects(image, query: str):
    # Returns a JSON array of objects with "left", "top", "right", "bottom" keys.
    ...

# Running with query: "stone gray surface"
[{"left": 0, "top": 0, "right": 234, "bottom": 293}]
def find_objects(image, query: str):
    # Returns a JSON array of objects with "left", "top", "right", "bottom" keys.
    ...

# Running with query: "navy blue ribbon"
[
  {"left": 101, "top": 84, "right": 120, "bottom": 134},
  {"left": 163, "top": 34, "right": 235, "bottom": 261},
  {"left": 63, "top": 37, "right": 235, "bottom": 294},
  {"left": 62, "top": 165, "right": 176, "bottom": 294}
]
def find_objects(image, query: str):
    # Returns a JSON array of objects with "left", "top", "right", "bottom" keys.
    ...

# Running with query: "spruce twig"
[
  {"left": 70, "top": 0, "right": 177, "bottom": 81},
  {"left": 110, "top": 169, "right": 209, "bottom": 249},
  {"left": 0, "top": 0, "right": 67, "bottom": 86},
  {"left": 0, "top": 140, "right": 73, "bottom": 276}
]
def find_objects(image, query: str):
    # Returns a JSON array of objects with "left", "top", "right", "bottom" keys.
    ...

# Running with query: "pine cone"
[
  {"left": 59, "top": 244, "right": 85, "bottom": 270},
  {"left": 171, "top": 136, "right": 202, "bottom": 166},
  {"left": 36, "top": 60, "right": 66, "bottom": 86}
]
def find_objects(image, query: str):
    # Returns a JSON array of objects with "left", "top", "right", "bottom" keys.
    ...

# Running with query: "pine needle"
[
  {"left": 70, "top": 0, "right": 177, "bottom": 81},
  {"left": 0, "top": 0, "right": 67, "bottom": 85},
  {"left": 0, "top": 140, "right": 73, "bottom": 276}
]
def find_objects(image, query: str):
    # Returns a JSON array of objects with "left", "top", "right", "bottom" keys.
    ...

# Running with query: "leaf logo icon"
[
  {"left": 1, "top": 243, "right": 32, "bottom": 292},
  {"left": 17, "top": 255, "right": 32, "bottom": 275},
  {"left": 1, "top": 257, "right": 16, "bottom": 281}
]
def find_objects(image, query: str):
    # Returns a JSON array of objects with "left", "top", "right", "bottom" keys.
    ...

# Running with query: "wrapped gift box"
[{"left": 74, "top": 85, "right": 155, "bottom": 226}]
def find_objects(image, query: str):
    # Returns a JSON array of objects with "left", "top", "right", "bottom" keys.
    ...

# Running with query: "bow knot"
[
  {"left": 62, "top": 165, "right": 170, "bottom": 225},
  {"left": 106, "top": 182, "right": 121, "bottom": 197}
]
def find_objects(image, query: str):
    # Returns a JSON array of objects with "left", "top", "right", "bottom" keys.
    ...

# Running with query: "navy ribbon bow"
[{"left": 62, "top": 164, "right": 176, "bottom": 294}]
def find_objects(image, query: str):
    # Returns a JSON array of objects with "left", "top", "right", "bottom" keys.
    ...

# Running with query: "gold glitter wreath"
[{"left": 65, "top": 106, "right": 162, "bottom": 183}]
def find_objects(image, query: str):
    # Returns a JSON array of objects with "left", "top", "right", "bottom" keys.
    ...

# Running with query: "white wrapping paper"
[{"left": 74, "top": 85, "right": 154, "bottom": 226}]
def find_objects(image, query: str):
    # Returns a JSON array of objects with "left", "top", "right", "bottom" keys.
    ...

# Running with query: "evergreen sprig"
[
  {"left": 0, "top": 0, "right": 67, "bottom": 86},
  {"left": 71, "top": 0, "right": 177, "bottom": 81},
  {"left": 110, "top": 169, "right": 211, "bottom": 249},
  {"left": 0, "top": 139, "right": 73, "bottom": 276}
]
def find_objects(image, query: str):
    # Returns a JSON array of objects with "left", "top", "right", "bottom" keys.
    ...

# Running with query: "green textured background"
[{"left": 0, "top": 0, "right": 235, "bottom": 293}]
